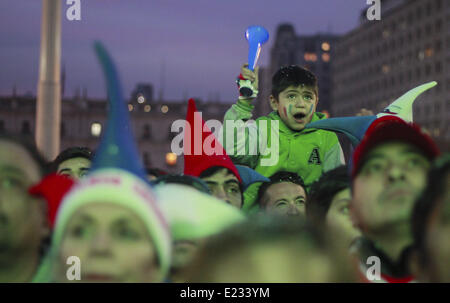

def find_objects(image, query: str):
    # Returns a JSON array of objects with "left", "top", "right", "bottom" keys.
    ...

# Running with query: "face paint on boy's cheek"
[
  {"left": 307, "top": 104, "right": 314, "bottom": 117},
  {"left": 283, "top": 104, "right": 294, "bottom": 121},
  {"left": 282, "top": 106, "right": 288, "bottom": 119}
]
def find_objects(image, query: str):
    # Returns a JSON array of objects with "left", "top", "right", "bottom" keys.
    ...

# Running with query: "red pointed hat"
[
  {"left": 183, "top": 98, "right": 242, "bottom": 183},
  {"left": 28, "top": 174, "right": 76, "bottom": 229}
]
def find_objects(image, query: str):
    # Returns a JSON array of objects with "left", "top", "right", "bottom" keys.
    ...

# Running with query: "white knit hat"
[
  {"left": 48, "top": 168, "right": 172, "bottom": 282},
  {"left": 155, "top": 184, "right": 246, "bottom": 240}
]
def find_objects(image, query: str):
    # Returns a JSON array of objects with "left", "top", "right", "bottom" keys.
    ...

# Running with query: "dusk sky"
[{"left": 0, "top": 0, "right": 367, "bottom": 102}]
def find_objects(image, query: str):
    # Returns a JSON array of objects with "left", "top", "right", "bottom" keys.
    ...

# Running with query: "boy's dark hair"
[
  {"left": 199, "top": 166, "right": 244, "bottom": 203},
  {"left": 411, "top": 153, "right": 450, "bottom": 267},
  {"left": 50, "top": 147, "right": 93, "bottom": 173},
  {"left": 257, "top": 171, "right": 307, "bottom": 208},
  {"left": 306, "top": 166, "right": 350, "bottom": 226},
  {"left": 271, "top": 65, "right": 318, "bottom": 100},
  {"left": 0, "top": 133, "right": 49, "bottom": 176}
]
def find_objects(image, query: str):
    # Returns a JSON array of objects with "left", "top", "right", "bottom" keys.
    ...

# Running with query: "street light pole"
[{"left": 35, "top": 0, "right": 62, "bottom": 161}]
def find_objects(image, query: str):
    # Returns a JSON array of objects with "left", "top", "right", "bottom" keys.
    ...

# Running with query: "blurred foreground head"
[
  {"left": 349, "top": 116, "right": 440, "bottom": 281},
  {"left": 351, "top": 117, "right": 439, "bottom": 233},
  {"left": 412, "top": 154, "right": 450, "bottom": 282},
  {"left": 0, "top": 134, "right": 49, "bottom": 282},
  {"left": 154, "top": 183, "right": 245, "bottom": 282},
  {"left": 351, "top": 117, "right": 439, "bottom": 250},
  {"left": 184, "top": 214, "right": 358, "bottom": 282},
  {"left": 38, "top": 169, "right": 171, "bottom": 283}
]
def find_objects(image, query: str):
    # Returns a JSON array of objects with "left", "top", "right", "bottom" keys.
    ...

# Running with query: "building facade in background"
[
  {"left": 2, "top": 1, "right": 449, "bottom": 174},
  {"left": 0, "top": 90, "right": 230, "bottom": 174},
  {"left": 333, "top": 0, "right": 449, "bottom": 150}
]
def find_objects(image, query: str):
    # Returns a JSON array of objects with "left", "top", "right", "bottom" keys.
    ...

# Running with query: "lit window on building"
[
  {"left": 166, "top": 152, "right": 177, "bottom": 166},
  {"left": 304, "top": 53, "right": 317, "bottom": 62},
  {"left": 161, "top": 105, "right": 169, "bottom": 113},
  {"left": 425, "top": 48, "right": 433, "bottom": 58},
  {"left": 382, "top": 65, "right": 390, "bottom": 74},
  {"left": 322, "top": 53, "right": 330, "bottom": 62},
  {"left": 144, "top": 105, "right": 151, "bottom": 112},
  {"left": 91, "top": 122, "right": 102, "bottom": 137},
  {"left": 128, "top": 104, "right": 134, "bottom": 111},
  {"left": 321, "top": 42, "right": 330, "bottom": 52},
  {"left": 382, "top": 30, "right": 390, "bottom": 38},
  {"left": 137, "top": 94, "right": 145, "bottom": 104}
]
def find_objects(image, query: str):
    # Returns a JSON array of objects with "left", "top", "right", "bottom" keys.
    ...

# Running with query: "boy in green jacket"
[{"left": 221, "top": 64, "right": 344, "bottom": 212}]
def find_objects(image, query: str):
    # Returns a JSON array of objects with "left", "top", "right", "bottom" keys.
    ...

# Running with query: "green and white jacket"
[{"left": 221, "top": 99, "right": 345, "bottom": 212}]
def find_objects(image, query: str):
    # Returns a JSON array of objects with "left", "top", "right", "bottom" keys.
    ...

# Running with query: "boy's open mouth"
[{"left": 293, "top": 113, "right": 306, "bottom": 122}]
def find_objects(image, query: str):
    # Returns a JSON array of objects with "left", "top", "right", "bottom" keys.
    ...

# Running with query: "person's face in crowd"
[
  {"left": 0, "top": 140, "right": 48, "bottom": 271},
  {"left": 270, "top": 85, "right": 318, "bottom": 131},
  {"left": 325, "top": 188, "right": 361, "bottom": 248},
  {"left": 57, "top": 157, "right": 91, "bottom": 180},
  {"left": 420, "top": 173, "right": 450, "bottom": 282},
  {"left": 56, "top": 203, "right": 161, "bottom": 283},
  {"left": 352, "top": 142, "right": 431, "bottom": 233},
  {"left": 262, "top": 182, "right": 306, "bottom": 216},
  {"left": 201, "top": 168, "right": 242, "bottom": 208}
]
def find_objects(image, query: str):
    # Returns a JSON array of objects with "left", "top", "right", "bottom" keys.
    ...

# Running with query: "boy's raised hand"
[
  {"left": 241, "top": 64, "right": 259, "bottom": 88},
  {"left": 237, "top": 63, "right": 259, "bottom": 101}
]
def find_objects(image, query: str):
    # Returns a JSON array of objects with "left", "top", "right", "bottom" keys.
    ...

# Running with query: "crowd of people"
[{"left": 0, "top": 44, "right": 448, "bottom": 283}]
